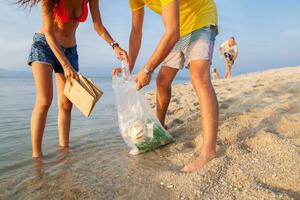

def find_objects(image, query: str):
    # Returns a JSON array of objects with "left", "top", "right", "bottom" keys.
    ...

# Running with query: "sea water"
[{"left": 0, "top": 75, "right": 189, "bottom": 199}]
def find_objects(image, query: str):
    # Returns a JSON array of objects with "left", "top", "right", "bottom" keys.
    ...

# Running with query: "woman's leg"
[
  {"left": 31, "top": 63, "right": 53, "bottom": 158},
  {"left": 55, "top": 73, "right": 73, "bottom": 147},
  {"left": 181, "top": 60, "right": 219, "bottom": 172}
]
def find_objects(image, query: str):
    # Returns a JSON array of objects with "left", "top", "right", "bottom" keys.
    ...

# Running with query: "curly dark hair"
[{"left": 16, "top": 0, "right": 59, "bottom": 11}]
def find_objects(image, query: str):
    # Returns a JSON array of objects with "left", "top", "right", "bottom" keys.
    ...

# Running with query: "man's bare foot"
[
  {"left": 163, "top": 125, "right": 168, "bottom": 130},
  {"left": 181, "top": 153, "right": 216, "bottom": 173}
]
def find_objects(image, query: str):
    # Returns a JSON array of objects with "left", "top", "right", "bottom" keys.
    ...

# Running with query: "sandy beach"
[{"left": 145, "top": 66, "right": 300, "bottom": 199}]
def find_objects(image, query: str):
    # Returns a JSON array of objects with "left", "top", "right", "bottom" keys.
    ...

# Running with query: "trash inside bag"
[{"left": 112, "top": 61, "right": 174, "bottom": 155}]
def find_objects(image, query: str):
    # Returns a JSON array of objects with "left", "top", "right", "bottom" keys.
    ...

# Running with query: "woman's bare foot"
[
  {"left": 32, "top": 154, "right": 44, "bottom": 165},
  {"left": 32, "top": 152, "right": 43, "bottom": 160},
  {"left": 59, "top": 145, "right": 70, "bottom": 152},
  {"left": 181, "top": 152, "right": 216, "bottom": 173}
]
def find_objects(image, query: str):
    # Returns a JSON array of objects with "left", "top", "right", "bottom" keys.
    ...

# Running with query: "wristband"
[
  {"left": 62, "top": 63, "right": 70, "bottom": 70},
  {"left": 143, "top": 66, "right": 153, "bottom": 75},
  {"left": 110, "top": 41, "right": 119, "bottom": 49}
]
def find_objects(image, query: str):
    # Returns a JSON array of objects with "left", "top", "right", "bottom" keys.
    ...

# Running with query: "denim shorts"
[
  {"left": 162, "top": 25, "right": 217, "bottom": 69},
  {"left": 28, "top": 33, "right": 79, "bottom": 73}
]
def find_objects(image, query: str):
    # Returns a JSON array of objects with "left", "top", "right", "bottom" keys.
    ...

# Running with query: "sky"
[{"left": 0, "top": 0, "right": 300, "bottom": 77}]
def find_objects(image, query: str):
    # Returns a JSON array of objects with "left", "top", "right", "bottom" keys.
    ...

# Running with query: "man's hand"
[
  {"left": 134, "top": 69, "right": 151, "bottom": 90},
  {"left": 233, "top": 52, "right": 238, "bottom": 61}
]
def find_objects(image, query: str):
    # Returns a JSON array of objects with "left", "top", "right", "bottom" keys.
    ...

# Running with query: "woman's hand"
[
  {"left": 64, "top": 64, "right": 79, "bottom": 83},
  {"left": 114, "top": 46, "right": 129, "bottom": 63},
  {"left": 112, "top": 46, "right": 129, "bottom": 77},
  {"left": 112, "top": 67, "right": 122, "bottom": 76}
]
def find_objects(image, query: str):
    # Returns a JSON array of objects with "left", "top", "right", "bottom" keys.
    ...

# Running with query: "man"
[
  {"left": 113, "top": 0, "right": 218, "bottom": 172},
  {"left": 219, "top": 37, "right": 238, "bottom": 78}
]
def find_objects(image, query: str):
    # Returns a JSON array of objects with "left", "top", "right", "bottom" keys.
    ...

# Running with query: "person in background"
[
  {"left": 113, "top": 0, "right": 219, "bottom": 172},
  {"left": 219, "top": 37, "right": 238, "bottom": 78},
  {"left": 17, "top": 0, "right": 128, "bottom": 159},
  {"left": 211, "top": 67, "right": 220, "bottom": 80}
]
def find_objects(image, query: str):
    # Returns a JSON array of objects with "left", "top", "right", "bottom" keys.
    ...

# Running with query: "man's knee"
[
  {"left": 190, "top": 68, "right": 211, "bottom": 88},
  {"left": 191, "top": 75, "right": 211, "bottom": 89},
  {"left": 156, "top": 71, "right": 172, "bottom": 91}
]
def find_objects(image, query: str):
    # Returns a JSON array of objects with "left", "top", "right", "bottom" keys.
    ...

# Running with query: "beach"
[
  {"left": 0, "top": 66, "right": 300, "bottom": 199},
  {"left": 145, "top": 66, "right": 300, "bottom": 199}
]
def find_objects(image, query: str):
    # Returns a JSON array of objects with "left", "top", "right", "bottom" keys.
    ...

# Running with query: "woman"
[{"left": 17, "top": 0, "right": 128, "bottom": 158}]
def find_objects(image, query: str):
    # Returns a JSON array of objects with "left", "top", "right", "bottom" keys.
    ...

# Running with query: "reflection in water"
[
  {"left": 0, "top": 77, "right": 189, "bottom": 199},
  {"left": 3, "top": 135, "right": 172, "bottom": 199}
]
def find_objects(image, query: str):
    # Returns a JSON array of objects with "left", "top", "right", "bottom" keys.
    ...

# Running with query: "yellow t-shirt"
[{"left": 129, "top": 0, "right": 218, "bottom": 36}]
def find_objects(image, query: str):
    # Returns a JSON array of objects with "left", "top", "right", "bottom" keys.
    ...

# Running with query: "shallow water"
[{"left": 0, "top": 76, "right": 189, "bottom": 199}]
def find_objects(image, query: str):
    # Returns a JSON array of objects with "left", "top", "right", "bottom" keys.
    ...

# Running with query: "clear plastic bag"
[{"left": 112, "top": 61, "right": 174, "bottom": 155}]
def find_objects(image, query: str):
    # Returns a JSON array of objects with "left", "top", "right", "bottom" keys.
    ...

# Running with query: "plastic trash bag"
[{"left": 112, "top": 61, "right": 174, "bottom": 155}]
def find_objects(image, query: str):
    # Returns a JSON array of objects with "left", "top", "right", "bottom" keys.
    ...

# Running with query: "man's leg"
[
  {"left": 227, "top": 61, "right": 233, "bottom": 78},
  {"left": 156, "top": 66, "right": 179, "bottom": 127},
  {"left": 224, "top": 59, "right": 232, "bottom": 79},
  {"left": 181, "top": 60, "right": 219, "bottom": 172}
]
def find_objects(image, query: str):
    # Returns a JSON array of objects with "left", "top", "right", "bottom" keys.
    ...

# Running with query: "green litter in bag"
[{"left": 134, "top": 119, "right": 174, "bottom": 154}]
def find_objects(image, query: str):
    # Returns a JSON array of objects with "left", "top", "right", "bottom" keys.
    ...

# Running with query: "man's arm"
[
  {"left": 144, "top": 0, "right": 180, "bottom": 72},
  {"left": 218, "top": 47, "right": 224, "bottom": 56},
  {"left": 233, "top": 52, "right": 238, "bottom": 61},
  {"left": 128, "top": 8, "right": 145, "bottom": 72},
  {"left": 134, "top": 0, "right": 180, "bottom": 90},
  {"left": 219, "top": 41, "right": 226, "bottom": 57},
  {"left": 233, "top": 45, "right": 238, "bottom": 60}
]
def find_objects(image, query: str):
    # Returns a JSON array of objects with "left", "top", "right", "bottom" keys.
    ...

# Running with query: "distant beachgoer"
[
  {"left": 211, "top": 67, "right": 220, "bottom": 80},
  {"left": 112, "top": 0, "right": 219, "bottom": 172},
  {"left": 17, "top": 0, "right": 128, "bottom": 159},
  {"left": 219, "top": 37, "right": 238, "bottom": 78}
]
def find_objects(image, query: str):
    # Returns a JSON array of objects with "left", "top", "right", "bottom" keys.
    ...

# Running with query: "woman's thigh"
[{"left": 31, "top": 62, "right": 53, "bottom": 104}]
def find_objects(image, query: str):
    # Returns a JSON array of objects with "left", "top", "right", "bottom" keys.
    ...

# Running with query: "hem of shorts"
[
  {"left": 188, "top": 57, "right": 211, "bottom": 62},
  {"left": 162, "top": 64, "right": 183, "bottom": 70},
  {"left": 28, "top": 60, "right": 53, "bottom": 67},
  {"left": 54, "top": 71, "right": 65, "bottom": 74},
  {"left": 186, "top": 57, "right": 212, "bottom": 68}
]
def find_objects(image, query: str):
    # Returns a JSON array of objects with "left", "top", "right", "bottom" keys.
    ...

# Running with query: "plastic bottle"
[{"left": 121, "top": 60, "right": 130, "bottom": 80}]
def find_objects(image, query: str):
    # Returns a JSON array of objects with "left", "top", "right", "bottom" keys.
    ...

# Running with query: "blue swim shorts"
[{"left": 28, "top": 33, "right": 79, "bottom": 73}]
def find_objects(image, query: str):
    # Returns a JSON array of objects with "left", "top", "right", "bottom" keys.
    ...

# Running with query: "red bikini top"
[{"left": 54, "top": 0, "right": 88, "bottom": 24}]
